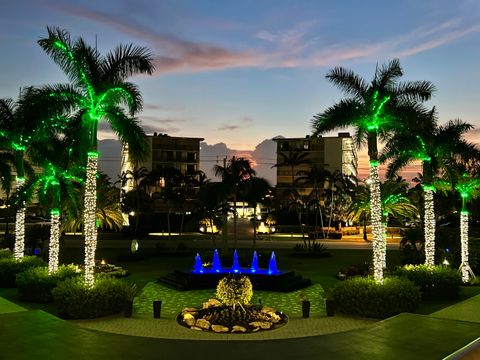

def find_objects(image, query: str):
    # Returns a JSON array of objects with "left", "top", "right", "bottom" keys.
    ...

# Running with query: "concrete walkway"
[
  {"left": 1, "top": 309, "right": 479, "bottom": 360},
  {"left": 3, "top": 290, "right": 480, "bottom": 359}
]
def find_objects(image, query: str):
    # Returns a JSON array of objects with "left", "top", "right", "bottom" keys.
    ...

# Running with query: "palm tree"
[
  {"left": 214, "top": 156, "right": 255, "bottom": 248},
  {"left": 195, "top": 182, "right": 231, "bottom": 249},
  {"left": 312, "top": 59, "right": 434, "bottom": 282},
  {"left": 62, "top": 173, "right": 124, "bottom": 233},
  {"left": 0, "top": 152, "right": 16, "bottom": 242},
  {"left": 121, "top": 167, "right": 150, "bottom": 236},
  {"left": 381, "top": 109, "right": 477, "bottom": 265},
  {"left": 25, "top": 162, "right": 82, "bottom": 273},
  {"left": 243, "top": 177, "right": 271, "bottom": 248},
  {"left": 346, "top": 178, "right": 418, "bottom": 241},
  {"left": 0, "top": 89, "right": 45, "bottom": 259},
  {"left": 295, "top": 166, "right": 331, "bottom": 238},
  {"left": 437, "top": 170, "right": 480, "bottom": 282},
  {"left": 38, "top": 27, "right": 154, "bottom": 287},
  {"left": 275, "top": 149, "right": 310, "bottom": 199}
]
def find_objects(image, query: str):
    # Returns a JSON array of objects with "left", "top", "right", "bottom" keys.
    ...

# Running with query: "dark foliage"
[{"left": 332, "top": 276, "right": 421, "bottom": 318}]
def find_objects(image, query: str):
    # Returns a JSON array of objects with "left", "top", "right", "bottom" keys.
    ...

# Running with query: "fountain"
[
  {"left": 251, "top": 251, "right": 259, "bottom": 273},
  {"left": 193, "top": 253, "right": 204, "bottom": 273},
  {"left": 160, "top": 249, "right": 311, "bottom": 292}
]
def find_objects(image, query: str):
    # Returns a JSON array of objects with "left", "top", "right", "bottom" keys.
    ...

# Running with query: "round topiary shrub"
[
  {"left": 0, "top": 256, "right": 46, "bottom": 287},
  {"left": 216, "top": 275, "right": 253, "bottom": 309},
  {"left": 52, "top": 275, "right": 136, "bottom": 319},
  {"left": 16, "top": 265, "right": 81, "bottom": 302},
  {"left": 332, "top": 276, "right": 421, "bottom": 319},
  {"left": 0, "top": 248, "right": 13, "bottom": 259},
  {"left": 394, "top": 264, "right": 461, "bottom": 300}
]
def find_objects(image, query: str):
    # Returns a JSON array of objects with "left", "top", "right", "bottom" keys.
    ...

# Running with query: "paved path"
[
  {"left": 0, "top": 295, "right": 480, "bottom": 360},
  {"left": 1, "top": 310, "right": 479, "bottom": 360}
]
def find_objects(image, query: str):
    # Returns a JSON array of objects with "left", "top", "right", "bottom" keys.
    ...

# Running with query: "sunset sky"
[{"left": 1, "top": 0, "right": 479, "bottom": 183}]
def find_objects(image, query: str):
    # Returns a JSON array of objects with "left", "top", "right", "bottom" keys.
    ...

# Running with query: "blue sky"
[{"left": 1, "top": 0, "right": 479, "bottom": 180}]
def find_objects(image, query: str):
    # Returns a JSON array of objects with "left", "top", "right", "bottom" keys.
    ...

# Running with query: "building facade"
[
  {"left": 120, "top": 133, "right": 204, "bottom": 193},
  {"left": 273, "top": 132, "right": 357, "bottom": 197}
]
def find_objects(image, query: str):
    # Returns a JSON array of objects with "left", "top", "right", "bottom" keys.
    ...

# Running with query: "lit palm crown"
[
  {"left": 381, "top": 108, "right": 477, "bottom": 185},
  {"left": 311, "top": 59, "right": 434, "bottom": 158},
  {"left": 36, "top": 26, "right": 154, "bottom": 161}
]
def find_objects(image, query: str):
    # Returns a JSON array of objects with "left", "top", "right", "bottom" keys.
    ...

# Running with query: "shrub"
[
  {"left": 394, "top": 265, "right": 461, "bottom": 300},
  {"left": 0, "top": 248, "right": 13, "bottom": 259},
  {"left": 332, "top": 276, "right": 421, "bottom": 318},
  {"left": 16, "top": 265, "right": 81, "bottom": 302},
  {"left": 0, "top": 256, "right": 46, "bottom": 287},
  {"left": 52, "top": 275, "right": 136, "bottom": 319},
  {"left": 216, "top": 276, "right": 253, "bottom": 309}
]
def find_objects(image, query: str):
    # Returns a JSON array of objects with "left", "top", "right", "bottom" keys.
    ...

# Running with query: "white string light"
[
  {"left": 14, "top": 177, "right": 26, "bottom": 260},
  {"left": 369, "top": 162, "right": 385, "bottom": 283},
  {"left": 460, "top": 211, "right": 470, "bottom": 283},
  {"left": 84, "top": 152, "right": 98, "bottom": 288},
  {"left": 48, "top": 210, "right": 61, "bottom": 274},
  {"left": 423, "top": 186, "right": 435, "bottom": 266}
]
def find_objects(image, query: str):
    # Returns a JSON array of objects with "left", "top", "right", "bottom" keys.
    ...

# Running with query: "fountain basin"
[{"left": 159, "top": 269, "right": 311, "bottom": 292}]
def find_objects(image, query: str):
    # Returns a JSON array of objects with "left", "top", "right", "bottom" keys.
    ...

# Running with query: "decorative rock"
[
  {"left": 249, "top": 321, "right": 272, "bottom": 329},
  {"left": 196, "top": 318, "right": 211, "bottom": 330},
  {"left": 261, "top": 306, "right": 276, "bottom": 314},
  {"left": 231, "top": 325, "right": 247, "bottom": 333},
  {"left": 190, "top": 326, "right": 203, "bottom": 331},
  {"left": 212, "top": 324, "right": 229, "bottom": 333},
  {"left": 182, "top": 307, "right": 198, "bottom": 313},
  {"left": 203, "top": 299, "right": 222, "bottom": 309},
  {"left": 183, "top": 313, "right": 196, "bottom": 327}
]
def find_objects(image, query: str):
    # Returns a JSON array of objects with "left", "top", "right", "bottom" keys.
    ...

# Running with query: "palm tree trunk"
[
  {"left": 13, "top": 178, "right": 26, "bottom": 260},
  {"left": 209, "top": 217, "right": 216, "bottom": 248},
  {"left": 423, "top": 187, "right": 435, "bottom": 266},
  {"left": 221, "top": 210, "right": 228, "bottom": 254},
  {"left": 13, "top": 151, "right": 25, "bottom": 260},
  {"left": 233, "top": 193, "right": 237, "bottom": 248},
  {"left": 167, "top": 208, "right": 172, "bottom": 250},
  {"left": 460, "top": 201, "right": 470, "bottom": 282},
  {"left": 84, "top": 151, "right": 99, "bottom": 288},
  {"left": 253, "top": 204, "right": 257, "bottom": 249},
  {"left": 48, "top": 209, "right": 61, "bottom": 274},
  {"left": 369, "top": 162, "right": 385, "bottom": 282}
]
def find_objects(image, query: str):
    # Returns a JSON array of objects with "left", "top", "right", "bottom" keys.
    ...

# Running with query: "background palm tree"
[
  {"left": 0, "top": 89, "right": 45, "bottom": 259},
  {"left": 243, "top": 177, "right": 272, "bottom": 248},
  {"left": 275, "top": 149, "right": 310, "bottom": 201},
  {"left": 214, "top": 156, "right": 255, "bottom": 248},
  {"left": 295, "top": 166, "right": 330, "bottom": 238},
  {"left": 312, "top": 59, "right": 434, "bottom": 282},
  {"left": 38, "top": 27, "right": 153, "bottom": 287},
  {"left": 381, "top": 109, "right": 477, "bottom": 265},
  {"left": 437, "top": 169, "right": 480, "bottom": 282},
  {"left": 346, "top": 178, "right": 419, "bottom": 242}
]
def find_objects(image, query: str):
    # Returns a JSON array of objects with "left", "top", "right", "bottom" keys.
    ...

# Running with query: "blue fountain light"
[
  {"left": 193, "top": 253, "right": 204, "bottom": 273},
  {"left": 212, "top": 249, "right": 222, "bottom": 273},
  {"left": 268, "top": 251, "right": 279, "bottom": 274},
  {"left": 191, "top": 250, "right": 280, "bottom": 275},
  {"left": 232, "top": 249, "right": 240, "bottom": 273},
  {"left": 251, "top": 251, "right": 259, "bottom": 273}
]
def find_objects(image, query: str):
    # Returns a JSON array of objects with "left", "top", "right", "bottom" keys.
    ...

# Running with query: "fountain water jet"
[
  {"left": 251, "top": 251, "right": 259, "bottom": 273},
  {"left": 268, "top": 251, "right": 279, "bottom": 274},
  {"left": 193, "top": 253, "right": 204, "bottom": 273},
  {"left": 212, "top": 249, "right": 222, "bottom": 273}
]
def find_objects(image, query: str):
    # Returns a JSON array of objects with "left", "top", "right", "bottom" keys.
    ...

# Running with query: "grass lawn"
[{"left": 1, "top": 244, "right": 479, "bottom": 319}]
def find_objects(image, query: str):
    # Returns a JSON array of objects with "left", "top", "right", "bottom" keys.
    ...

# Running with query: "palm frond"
[
  {"left": 311, "top": 98, "right": 362, "bottom": 135},
  {"left": 326, "top": 67, "right": 368, "bottom": 99},
  {"left": 104, "top": 107, "right": 149, "bottom": 163},
  {"left": 101, "top": 43, "right": 155, "bottom": 82},
  {"left": 395, "top": 80, "right": 435, "bottom": 102}
]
